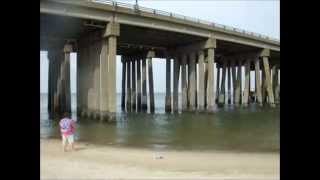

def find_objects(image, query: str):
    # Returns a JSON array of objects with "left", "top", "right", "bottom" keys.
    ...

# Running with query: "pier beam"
[
  {"left": 242, "top": 59, "right": 250, "bottom": 107},
  {"left": 173, "top": 56, "right": 180, "bottom": 113},
  {"left": 136, "top": 57, "right": 142, "bottom": 111},
  {"left": 189, "top": 52, "right": 196, "bottom": 110},
  {"left": 147, "top": 50, "right": 155, "bottom": 113},
  {"left": 181, "top": 54, "right": 188, "bottom": 111},
  {"left": 165, "top": 56, "right": 172, "bottom": 112},
  {"left": 198, "top": 50, "right": 205, "bottom": 111},
  {"left": 255, "top": 58, "right": 263, "bottom": 106},
  {"left": 206, "top": 38, "right": 216, "bottom": 111}
]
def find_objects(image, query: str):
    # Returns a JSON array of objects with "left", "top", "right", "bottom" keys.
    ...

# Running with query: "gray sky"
[{"left": 40, "top": 0, "right": 279, "bottom": 93}]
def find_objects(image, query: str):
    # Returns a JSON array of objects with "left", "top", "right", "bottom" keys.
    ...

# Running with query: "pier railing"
[{"left": 90, "top": 0, "right": 279, "bottom": 43}]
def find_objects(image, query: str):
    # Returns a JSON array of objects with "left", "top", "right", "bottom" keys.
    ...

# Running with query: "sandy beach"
[{"left": 40, "top": 139, "right": 279, "bottom": 179}]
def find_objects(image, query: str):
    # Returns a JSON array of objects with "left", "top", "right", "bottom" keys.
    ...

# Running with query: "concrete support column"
[
  {"left": 204, "top": 61, "right": 208, "bottom": 108},
  {"left": 79, "top": 45, "right": 89, "bottom": 117},
  {"left": 131, "top": 57, "right": 137, "bottom": 111},
  {"left": 100, "top": 38, "right": 109, "bottom": 118},
  {"left": 181, "top": 54, "right": 188, "bottom": 111},
  {"left": 76, "top": 46, "right": 83, "bottom": 116},
  {"left": 215, "top": 65, "right": 220, "bottom": 103},
  {"left": 261, "top": 66, "right": 266, "bottom": 104},
  {"left": 136, "top": 57, "right": 142, "bottom": 111},
  {"left": 227, "top": 62, "right": 231, "bottom": 104},
  {"left": 254, "top": 58, "right": 263, "bottom": 106},
  {"left": 47, "top": 53, "right": 53, "bottom": 112},
  {"left": 173, "top": 56, "right": 180, "bottom": 113},
  {"left": 272, "top": 64, "right": 279, "bottom": 104},
  {"left": 198, "top": 50, "right": 205, "bottom": 111},
  {"left": 165, "top": 57, "right": 172, "bottom": 112},
  {"left": 126, "top": 57, "right": 131, "bottom": 112},
  {"left": 218, "top": 61, "right": 226, "bottom": 105},
  {"left": 63, "top": 44, "right": 72, "bottom": 114},
  {"left": 147, "top": 50, "right": 155, "bottom": 113},
  {"left": 189, "top": 52, "right": 196, "bottom": 110},
  {"left": 206, "top": 46, "right": 216, "bottom": 111},
  {"left": 121, "top": 58, "right": 126, "bottom": 111},
  {"left": 261, "top": 51, "right": 275, "bottom": 107},
  {"left": 93, "top": 42, "right": 102, "bottom": 119},
  {"left": 141, "top": 58, "right": 147, "bottom": 112},
  {"left": 235, "top": 61, "right": 242, "bottom": 105},
  {"left": 242, "top": 59, "right": 250, "bottom": 107},
  {"left": 100, "top": 22, "right": 119, "bottom": 121},
  {"left": 231, "top": 61, "right": 237, "bottom": 104}
]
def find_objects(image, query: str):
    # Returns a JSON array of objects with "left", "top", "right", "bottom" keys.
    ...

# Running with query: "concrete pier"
[
  {"left": 147, "top": 50, "right": 155, "bottom": 113},
  {"left": 173, "top": 56, "right": 180, "bottom": 113},
  {"left": 165, "top": 57, "right": 172, "bottom": 112},
  {"left": 198, "top": 50, "right": 205, "bottom": 111},
  {"left": 181, "top": 54, "right": 188, "bottom": 111},
  {"left": 136, "top": 57, "right": 142, "bottom": 111},
  {"left": 41, "top": 1, "right": 280, "bottom": 118}
]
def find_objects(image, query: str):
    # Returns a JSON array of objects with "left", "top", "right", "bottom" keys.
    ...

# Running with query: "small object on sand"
[{"left": 153, "top": 154, "right": 164, "bottom": 160}]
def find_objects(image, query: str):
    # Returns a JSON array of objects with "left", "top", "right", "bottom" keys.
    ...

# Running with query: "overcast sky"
[{"left": 40, "top": 0, "right": 280, "bottom": 93}]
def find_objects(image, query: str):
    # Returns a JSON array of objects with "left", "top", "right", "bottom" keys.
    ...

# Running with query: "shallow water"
[{"left": 40, "top": 93, "right": 279, "bottom": 153}]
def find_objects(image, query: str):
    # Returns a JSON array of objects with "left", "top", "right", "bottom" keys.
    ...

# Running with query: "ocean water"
[{"left": 40, "top": 93, "right": 279, "bottom": 153}]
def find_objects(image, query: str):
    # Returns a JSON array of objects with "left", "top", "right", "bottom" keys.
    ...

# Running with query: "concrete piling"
[
  {"left": 181, "top": 54, "right": 188, "bottom": 111},
  {"left": 147, "top": 50, "right": 155, "bottom": 113},
  {"left": 165, "top": 57, "right": 172, "bottom": 112},
  {"left": 198, "top": 50, "right": 205, "bottom": 111},
  {"left": 173, "top": 56, "right": 180, "bottom": 113}
]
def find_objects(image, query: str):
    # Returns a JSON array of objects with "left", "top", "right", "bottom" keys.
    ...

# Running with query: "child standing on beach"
[{"left": 59, "top": 112, "right": 76, "bottom": 152}]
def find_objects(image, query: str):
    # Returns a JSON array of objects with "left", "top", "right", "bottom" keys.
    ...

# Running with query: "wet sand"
[{"left": 40, "top": 139, "right": 279, "bottom": 179}]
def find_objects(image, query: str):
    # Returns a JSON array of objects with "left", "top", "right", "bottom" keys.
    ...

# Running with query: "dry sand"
[{"left": 40, "top": 139, "right": 279, "bottom": 179}]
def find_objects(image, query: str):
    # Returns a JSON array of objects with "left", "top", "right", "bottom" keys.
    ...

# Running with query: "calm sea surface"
[{"left": 40, "top": 93, "right": 279, "bottom": 153}]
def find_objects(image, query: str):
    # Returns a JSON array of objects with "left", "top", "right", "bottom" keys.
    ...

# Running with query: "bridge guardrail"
[{"left": 90, "top": 0, "right": 279, "bottom": 43}]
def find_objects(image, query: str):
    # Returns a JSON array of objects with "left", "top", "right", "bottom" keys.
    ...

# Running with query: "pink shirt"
[{"left": 59, "top": 118, "right": 75, "bottom": 136}]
